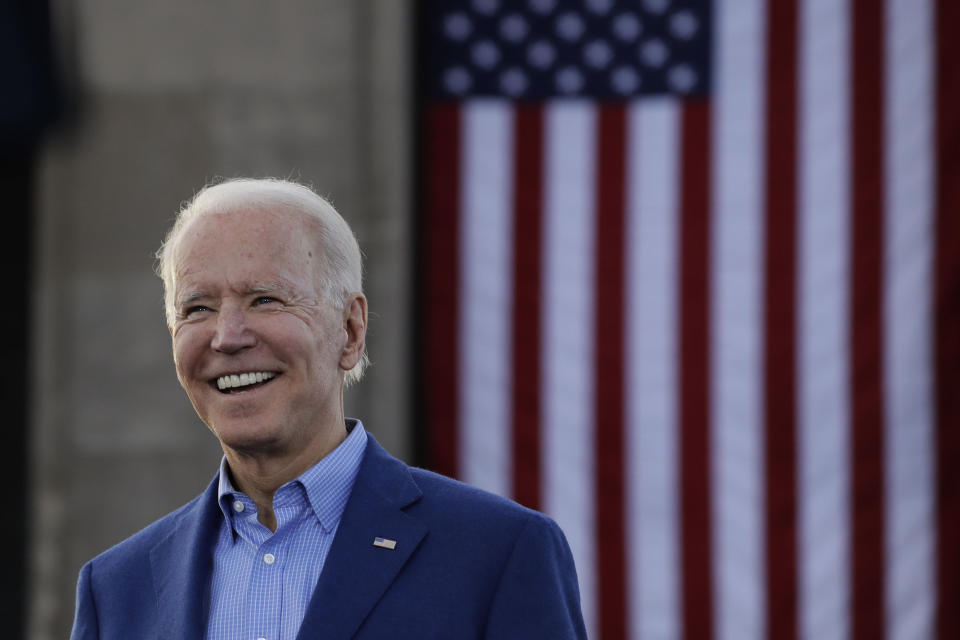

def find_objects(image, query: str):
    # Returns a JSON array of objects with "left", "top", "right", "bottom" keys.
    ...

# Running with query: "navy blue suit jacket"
[{"left": 70, "top": 436, "right": 587, "bottom": 639}]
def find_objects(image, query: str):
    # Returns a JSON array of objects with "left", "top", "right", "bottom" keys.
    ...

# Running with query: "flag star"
[
  {"left": 611, "top": 66, "right": 641, "bottom": 94},
  {"left": 556, "top": 12, "right": 586, "bottom": 42},
  {"left": 444, "top": 67, "right": 473, "bottom": 95},
  {"left": 613, "top": 13, "right": 643, "bottom": 42},
  {"left": 471, "top": 0, "right": 499, "bottom": 16},
  {"left": 555, "top": 66, "right": 585, "bottom": 94},
  {"left": 670, "top": 10, "right": 700, "bottom": 41},
  {"left": 500, "top": 68, "right": 529, "bottom": 96},
  {"left": 640, "top": 38, "right": 670, "bottom": 68},
  {"left": 500, "top": 13, "right": 529, "bottom": 43},
  {"left": 668, "top": 64, "right": 697, "bottom": 93},
  {"left": 586, "top": 0, "right": 614, "bottom": 15},
  {"left": 643, "top": 0, "right": 672, "bottom": 15},
  {"left": 472, "top": 40, "right": 501, "bottom": 70},
  {"left": 584, "top": 39, "right": 614, "bottom": 69},
  {"left": 528, "top": 40, "right": 557, "bottom": 69},
  {"left": 443, "top": 12, "right": 473, "bottom": 42},
  {"left": 528, "top": 0, "right": 556, "bottom": 14}
]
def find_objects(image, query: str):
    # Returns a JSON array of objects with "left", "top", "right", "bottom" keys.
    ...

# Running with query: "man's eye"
[{"left": 184, "top": 305, "right": 211, "bottom": 316}]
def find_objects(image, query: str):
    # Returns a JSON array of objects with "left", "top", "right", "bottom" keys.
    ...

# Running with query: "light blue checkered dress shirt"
[{"left": 205, "top": 420, "right": 368, "bottom": 640}]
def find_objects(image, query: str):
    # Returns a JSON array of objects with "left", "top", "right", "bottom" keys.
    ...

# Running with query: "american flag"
[{"left": 417, "top": 0, "right": 959, "bottom": 638}]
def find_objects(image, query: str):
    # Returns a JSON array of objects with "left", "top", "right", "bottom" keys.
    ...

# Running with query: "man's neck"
[{"left": 223, "top": 422, "right": 349, "bottom": 532}]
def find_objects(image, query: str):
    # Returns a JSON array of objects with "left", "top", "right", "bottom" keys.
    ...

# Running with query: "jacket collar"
[
  {"left": 149, "top": 476, "right": 221, "bottom": 640},
  {"left": 296, "top": 435, "right": 427, "bottom": 639}
]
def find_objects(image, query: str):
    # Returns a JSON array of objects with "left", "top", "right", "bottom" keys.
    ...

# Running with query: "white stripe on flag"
[
  {"left": 798, "top": 1, "right": 852, "bottom": 638},
  {"left": 541, "top": 101, "right": 598, "bottom": 639},
  {"left": 626, "top": 98, "right": 682, "bottom": 640},
  {"left": 884, "top": 0, "right": 936, "bottom": 637},
  {"left": 712, "top": 0, "right": 767, "bottom": 638},
  {"left": 458, "top": 100, "right": 513, "bottom": 497}
]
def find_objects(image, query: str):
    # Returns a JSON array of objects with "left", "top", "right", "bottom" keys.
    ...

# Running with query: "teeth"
[{"left": 217, "top": 372, "right": 276, "bottom": 391}]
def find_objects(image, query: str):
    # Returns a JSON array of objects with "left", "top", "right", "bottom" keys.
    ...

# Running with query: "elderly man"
[{"left": 70, "top": 178, "right": 586, "bottom": 639}]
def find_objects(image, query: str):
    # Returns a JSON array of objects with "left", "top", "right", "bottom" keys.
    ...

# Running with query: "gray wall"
[{"left": 29, "top": 2, "right": 412, "bottom": 637}]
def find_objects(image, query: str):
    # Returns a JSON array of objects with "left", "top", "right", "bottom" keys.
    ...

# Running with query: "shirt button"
[
  {"left": 263, "top": 553, "right": 276, "bottom": 565},
  {"left": 233, "top": 501, "right": 244, "bottom": 513}
]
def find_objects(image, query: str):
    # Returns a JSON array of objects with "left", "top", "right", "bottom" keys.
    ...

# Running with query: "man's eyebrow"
[
  {"left": 246, "top": 282, "right": 291, "bottom": 295},
  {"left": 176, "top": 291, "right": 211, "bottom": 307}
]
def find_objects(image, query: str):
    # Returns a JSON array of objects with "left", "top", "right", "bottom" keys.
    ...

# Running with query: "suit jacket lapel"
[
  {"left": 149, "top": 477, "right": 221, "bottom": 640},
  {"left": 297, "top": 437, "right": 427, "bottom": 639}
]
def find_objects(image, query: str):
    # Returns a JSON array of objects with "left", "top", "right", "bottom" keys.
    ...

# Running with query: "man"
[{"left": 70, "top": 178, "right": 586, "bottom": 639}]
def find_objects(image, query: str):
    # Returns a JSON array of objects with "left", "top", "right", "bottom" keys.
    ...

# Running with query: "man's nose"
[{"left": 211, "top": 308, "right": 256, "bottom": 353}]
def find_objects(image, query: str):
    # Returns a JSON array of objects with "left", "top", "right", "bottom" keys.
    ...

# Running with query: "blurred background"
[{"left": 5, "top": 1, "right": 958, "bottom": 639}]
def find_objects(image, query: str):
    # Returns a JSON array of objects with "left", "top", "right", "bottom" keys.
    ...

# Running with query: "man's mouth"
[{"left": 215, "top": 371, "right": 278, "bottom": 393}]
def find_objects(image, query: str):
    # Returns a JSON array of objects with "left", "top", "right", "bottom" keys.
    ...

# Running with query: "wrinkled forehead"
[{"left": 172, "top": 207, "right": 326, "bottom": 282}]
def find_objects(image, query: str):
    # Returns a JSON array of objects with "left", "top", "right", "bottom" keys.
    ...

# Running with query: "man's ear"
[{"left": 339, "top": 293, "right": 367, "bottom": 371}]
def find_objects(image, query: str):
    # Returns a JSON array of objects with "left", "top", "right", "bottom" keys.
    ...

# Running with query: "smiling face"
[{"left": 169, "top": 207, "right": 365, "bottom": 460}]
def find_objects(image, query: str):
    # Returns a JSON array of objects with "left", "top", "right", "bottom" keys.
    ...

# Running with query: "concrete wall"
[{"left": 29, "top": 2, "right": 412, "bottom": 637}]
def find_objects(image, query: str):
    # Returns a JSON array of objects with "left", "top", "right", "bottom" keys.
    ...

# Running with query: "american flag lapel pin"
[{"left": 373, "top": 537, "right": 397, "bottom": 550}]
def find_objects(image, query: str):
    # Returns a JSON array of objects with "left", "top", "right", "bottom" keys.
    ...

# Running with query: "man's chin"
[{"left": 211, "top": 423, "right": 286, "bottom": 456}]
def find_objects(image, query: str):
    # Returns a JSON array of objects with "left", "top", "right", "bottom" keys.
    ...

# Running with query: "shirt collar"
[{"left": 216, "top": 419, "right": 368, "bottom": 532}]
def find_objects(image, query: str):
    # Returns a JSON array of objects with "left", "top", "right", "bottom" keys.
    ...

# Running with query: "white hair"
[{"left": 156, "top": 177, "right": 368, "bottom": 385}]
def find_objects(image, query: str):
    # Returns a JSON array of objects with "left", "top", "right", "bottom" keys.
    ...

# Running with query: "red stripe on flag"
[
  {"left": 594, "top": 103, "right": 628, "bottom": 640},
  {"left": 851, "top": 1, "right": 886, "bottom": 637},
  {"left": 936, "top": 1, "right": 960, "bottom": 637},
  {"left": 423, "top": 104, "right": 462, "bottom": 479},
  {"left": 679, "top": 100, "right": 713, "bottom": 640},
  {"left": 511, "top": 104, "right": 544, "bottom": 510},
  {"left": 763, "top": 0, "right": 799, "bottom": 636}
]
